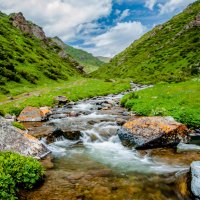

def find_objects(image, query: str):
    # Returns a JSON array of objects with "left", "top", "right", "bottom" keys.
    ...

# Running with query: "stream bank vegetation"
[
  {"left": 121, "top": 78, "right": 200, "bottom": 128},
  {"left": 0, "top": 152, "right": 44, "bottom": 200},
  {"left": 0, "top": 78, "right": 130, "bottom": 115}
]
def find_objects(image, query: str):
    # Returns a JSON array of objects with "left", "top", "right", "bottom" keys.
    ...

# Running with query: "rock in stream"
[{"left": 118, "top": 116, "right": 189, "bottom": 149}]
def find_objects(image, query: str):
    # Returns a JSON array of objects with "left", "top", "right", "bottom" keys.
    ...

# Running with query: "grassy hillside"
[
  {"left": 0, "top": 78, "right": 130, "bottom": 115},
  {"left": 0, "top": 12, "right": 82, "bottom": 96},
  {"left": 96, "top": 56, "right": 111, "bottom": 63},
  {"left": 120, "top": 78, "right": 200, "bottom": 128},
  {"left": 52, "top": 37, "right": 104, "bottom": 73},
  {"left": 93, "top": 0, "right": 200, "bottom": 84}
]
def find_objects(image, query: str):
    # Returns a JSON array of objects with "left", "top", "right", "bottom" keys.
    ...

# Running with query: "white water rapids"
[{"left": 45, "top": 93, "right": 187, "bottom": 175}]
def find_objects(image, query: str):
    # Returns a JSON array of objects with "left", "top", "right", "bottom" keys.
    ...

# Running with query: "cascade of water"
[{"left": 46, "top": 93, "right": 187, "bottom": 174}]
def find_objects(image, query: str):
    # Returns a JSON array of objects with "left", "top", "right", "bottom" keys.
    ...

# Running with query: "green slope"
[
  {"left": 120, "top": 78, "right": 200, "bottom": 128},
  {"left": 52, "top": 37, "right": 104, "bottom": 73},
  {"left": 96, "top": 56, "right": 111, "bottom": 63},
  {"left": 0, "top": 12, "right": 82, "bottom": 96},
  {"left": 93, "top": 0, "right": 200, "bottom": 84}
]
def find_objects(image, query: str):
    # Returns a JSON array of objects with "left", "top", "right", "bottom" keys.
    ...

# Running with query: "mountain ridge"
[
  {"left": 0, "top": 11, "right": 84, "bottom": 95},
  {"left": 92, "top": 0, "right": 200, "bottom": 83},
  {"left": 52, "top": 37, "right": 104, "bottom": 73}
]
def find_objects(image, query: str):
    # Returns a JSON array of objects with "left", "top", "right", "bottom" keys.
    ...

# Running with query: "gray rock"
[
  {"left": 17, "top": 106, "right": 42, "bottom": 122},
  {"left": 177, "top": 143, "right": 200, "bottom": 153},
  {"left": 10, "top": 12, "right": 47, "bottom": 41},
  {"left": 0, "top": 117, "right": 50, "bottom": 159},
  {"left": 191, "top": 161, "right": 200, "bottom": 198},
  {"left": 49, "top": 114, "right": 68, "bottom": 119},
  {"left": 118, "top": 116, "right": 189, "bottom": 149},
  {"left": 54, "top": 96, "right": 68, "bottom": 105}
]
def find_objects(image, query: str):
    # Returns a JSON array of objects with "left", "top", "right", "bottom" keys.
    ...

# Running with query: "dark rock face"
[
  {"left": 10, "top": 12, "right": 47, "bottom": 41},
  {"left": 27, "top": 124, "right": 81, "bottom": 143},
  {"left": 190, "top": 161, "right": 200, "bottom": 199},
  {"left": 0, "top": 117, "right": 50, "bottom": 158},
  {"left": 117, "top": 117, "right": 189, "bottom": 149}
]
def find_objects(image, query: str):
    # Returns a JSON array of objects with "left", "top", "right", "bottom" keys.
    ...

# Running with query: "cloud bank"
[
  {"left": 0, "top": 0, "right": 197, "bottom": 57},
  {"left": 83, "top": 21, "right": 146, "bottom": 57}
]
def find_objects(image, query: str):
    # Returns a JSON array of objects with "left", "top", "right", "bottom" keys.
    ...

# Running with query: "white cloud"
[
  {"left": 82, "top": 21, "right": 147, "bottom": 57},
  {"left": 118, "top": 9, "right": 130, "bottom": 21},
  {"left": 158, "top": 0, "right": 197, "bottom": 15},
  {"left": 0, "top": 0, "right": 112, "bottom": 40},
  {"left": 145, "top": 0, "right": 157, "bottom": 10},
  {"left": 115, "top": 9, "right": 121, "bottom": 15}
]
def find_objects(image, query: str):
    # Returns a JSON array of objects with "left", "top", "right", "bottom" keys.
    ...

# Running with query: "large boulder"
[
  {"left": 18, "top": 106, "right": 42, "bottom": 122},
  {"left": 17, "top": 106, "right": 51, "bottom": 122},
  {"left": 0, "top": 117, "right": 50, "bottom": 159},
  {"left": 117, "top": 116, "right": 189, "bottom": 149},
  {"left": 190, "top": 161, "right": 200, "bottom": 199}
]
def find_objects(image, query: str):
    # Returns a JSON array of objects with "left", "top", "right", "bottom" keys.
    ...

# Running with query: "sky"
[{"left": 0, "top": 0, "right": 197, "bottom": 57}]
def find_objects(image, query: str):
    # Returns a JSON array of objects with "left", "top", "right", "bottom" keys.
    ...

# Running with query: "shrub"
[
  {"left": 18, "top": 70, "right": 38, "bottom": 84},
  {"left": 120, "top": 92, "right": 139, "bottom": 107},
  {"left": 0, "top": 86, "right": 10, "bottom": 94},
  {"left": 44, "top": 70, "right": 58, "bottom": 80},
  {"left": 9, "top": 107, "right": 22, "bottom": 116},
  {"left": 0, "top": 152, "right": 45, "bottom": 199},
  {"left": 0, "top": 171, "right": 16, "bottom": 200},
  {"left": 12, "top": 122, "right": 26, "bottom": 130},
  {"left": 0, "top": 109, "right": 5, "bottom": 116}
]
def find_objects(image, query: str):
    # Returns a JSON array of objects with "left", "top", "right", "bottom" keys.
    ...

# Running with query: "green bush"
[
  {"left": 120, "top": 92, "right": 138, "bottom": 107},
  {"left": 18, "top": 70, "right": 38, "bottom": 84},
  {"left": 0, "top": 171, "right": 16, "bottom": 200},
  {"left": 0, "top": 109, "right": 5, "bottom": 116},
  {"left": 9, "top": 107, "right": 22, "bottom": 116},
  {"left": 0, "top": 152, "right": 44, "bottom": 199},
  {"left": 0, "top": 86, "right": 10, "bottom": 94},
  {"left": 12, "top": 122, "right": 26, "bottom": 130}
]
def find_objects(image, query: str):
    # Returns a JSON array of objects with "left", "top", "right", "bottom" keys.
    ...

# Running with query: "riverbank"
[
  {"left": 121, "top": 78, "right": 200, "bottom": 128},
  {"left": 18, "top": 88, "right": 198, "bottom": 200},
  {"left": 0, "top": 78, "right": 130, "bottom": 116}
]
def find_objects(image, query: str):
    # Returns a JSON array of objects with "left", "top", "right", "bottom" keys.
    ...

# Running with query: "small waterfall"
[{"left": 45, "top": 93, "right": 187, "bottom": 174}]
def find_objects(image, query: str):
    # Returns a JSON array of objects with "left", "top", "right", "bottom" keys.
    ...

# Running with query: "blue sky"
[{"left": 0, "top": 0, "right": 197, "bottom": 57}]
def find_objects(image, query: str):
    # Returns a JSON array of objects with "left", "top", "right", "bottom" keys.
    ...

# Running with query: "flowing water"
[{"left": 21, "top": 88, "right": 199, "bottom": 200}]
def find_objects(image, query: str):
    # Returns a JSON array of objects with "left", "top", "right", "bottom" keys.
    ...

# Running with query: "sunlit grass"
[{"left": 121, "top": 78, "right": 200, "bottom": 128}]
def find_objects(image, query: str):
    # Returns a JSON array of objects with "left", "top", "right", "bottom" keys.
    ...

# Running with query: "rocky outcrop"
[
  {"left": 53, "top": 96, "right": 68, "bottom": 105},
  {"left": 189, "top": 12, "right": 200, "bottom": 27},
  {"left": 175, "top": 12, "right": 200, "bottom": 38},
  {"left": 51, "top": 36, "right": 66, "bottom": 49},
  {"left": 117, "top": 116, "right": 189, "bottom": 149},
  {"left": 0, "top": 117, "right": 50, "bottom": 158},
  {"left": 17, "top": 106, "right": 51, "bottom": 122},
  {"left": 10, "top": 12, "right": 47, "bottom": 41},
  {"left": 190, "top": 161, "right": 200, "bottom": 199}
]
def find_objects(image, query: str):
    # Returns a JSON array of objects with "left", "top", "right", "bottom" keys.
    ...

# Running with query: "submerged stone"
[
  {"left": 117, "top": 116, "right": 189, "bottom": 149},
  {"left": 177, "top": 143, "right": 200, "bottom": 153}
]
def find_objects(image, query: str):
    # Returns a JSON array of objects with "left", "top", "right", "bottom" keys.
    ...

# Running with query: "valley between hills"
[{"left": 0, "top": 1, "right": 200, "bottom": 199}]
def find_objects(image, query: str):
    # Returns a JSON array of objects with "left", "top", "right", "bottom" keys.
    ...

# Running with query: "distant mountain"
[
  {"left": 0, "top": 12, "right": 83, "bottom": 94},
  {"left": 93, "top": 0, "right": 200, "bottom": 84},
  {"left": 52, "top": 37, "right": 104, "bottom": 73},
  {"left": 96, "top": 56, "right": 111, "bottom": 63}
]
